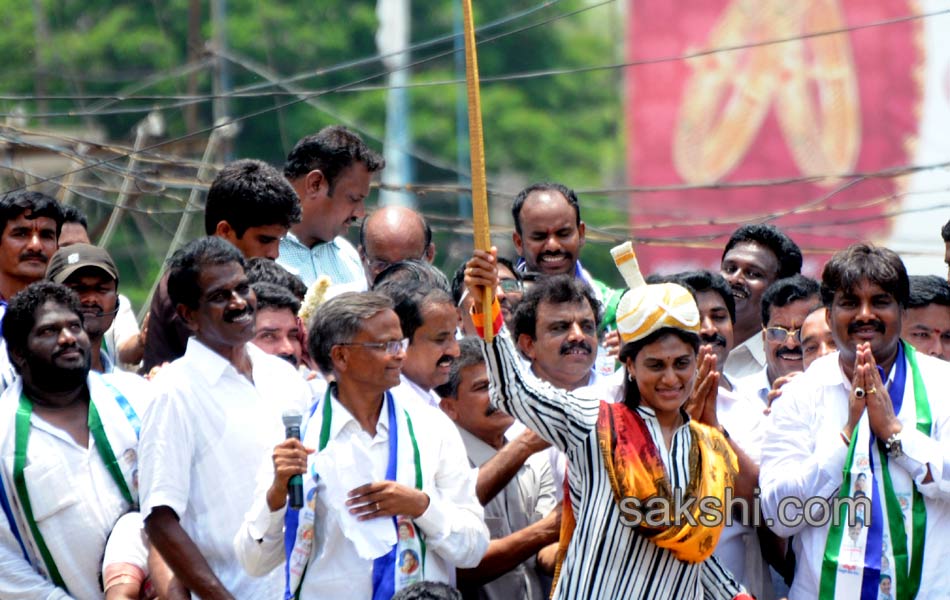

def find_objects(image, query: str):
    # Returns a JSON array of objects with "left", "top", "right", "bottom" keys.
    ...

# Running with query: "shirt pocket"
[{"left": 24, "top": 458, "right": 80, "bottom": 522}]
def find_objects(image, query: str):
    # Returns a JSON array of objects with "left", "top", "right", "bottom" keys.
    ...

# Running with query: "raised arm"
[{"left": 465, "top": 249, "right": 600, "bottom": 454}]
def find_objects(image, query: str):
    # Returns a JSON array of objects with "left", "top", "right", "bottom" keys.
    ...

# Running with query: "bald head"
[{"left": 359, "top": 205, "right": 435, "bottom": 285}]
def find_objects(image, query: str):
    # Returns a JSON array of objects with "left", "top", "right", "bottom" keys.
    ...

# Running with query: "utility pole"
[
  {"left": 376, "top": 0, "right": 414, "bottom": 208},
  {"left": 31, "top": 0, "right": 50, "bottom": 127},
  {"left": 211, "top": 0, "right": 233, "bottom": 159},
  {"left": 185, "top": 0, "right": 202, "bottom": 134}
]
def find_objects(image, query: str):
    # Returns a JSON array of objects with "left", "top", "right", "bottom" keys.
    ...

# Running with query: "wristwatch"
[{"left": 883, "top": 432, "right": 903, "bottom": 460}]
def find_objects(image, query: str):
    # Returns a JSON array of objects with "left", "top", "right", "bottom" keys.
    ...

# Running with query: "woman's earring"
[{"left": 627, "top": 371, "right": 634, "bottom": 382}]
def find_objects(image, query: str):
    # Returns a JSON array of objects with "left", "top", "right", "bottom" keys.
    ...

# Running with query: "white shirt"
[
  {"left": 458, "top": 427, "right": 556, "bottom": 600},
  {"left": 138, "top": 338, "right": 311, "bottom": 599},
  {"left": 760, "top": 351, "right": 950, "bottom": 599},
  {"left": 734, "top": 366, "right": 771, "bottom": 406},
  {"left": 277, "top": 231, "right": 368, "bottom": 289},
  {"left": 714, "top": 384, "right": 772, "bottom": 599},
  {"left": 724, "top": 333, "right": 766, "bottom": 381},
  {"left": 391, "top": 374, "right": 442, "bottom": 411},
  {"left": 103, "top": 293, "right": 140, "bottom": 371},
  {"left": 235, "top": 389, "right": 489, "bottom": 599},
  {"left": 0, "top": 373, "right": 148, "bottom": 600}
]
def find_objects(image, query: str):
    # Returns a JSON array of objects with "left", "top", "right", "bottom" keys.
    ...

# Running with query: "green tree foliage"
[{"left": 0, "top": 0, "right": 627, "bottom": 304}]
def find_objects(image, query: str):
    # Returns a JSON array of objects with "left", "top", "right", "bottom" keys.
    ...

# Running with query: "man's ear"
[
  {"left": 330, "top": 344, "right": 348, "bottom": 373},
  {"left": 577, "top": 220, "right": 586, "bottom": 249},
  {"left": 423, "top": 243, "right": 436, "bottom": 264},
  {"left": 439, "top": 396, "right": 459, "bottom": 421},
  {"left": 305, "top": 170, "right": 327, "bottom": 197},
  {"left": 512, "top": 230, "right": 524, "bottom": 257},
  {"left": 214, "top": 221, "right": 237, "bottom": 243},
  {"left": 517, "top": 333, "right": 537, "bottom": 360},
  {"left": 8, "top": 346, "right": 25, "bottom": 373},
  {"left": 176, "top": 303, "right": 199, "bottom": 334}
]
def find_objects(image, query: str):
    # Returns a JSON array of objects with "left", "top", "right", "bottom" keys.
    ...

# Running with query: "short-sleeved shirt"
[
  {"left": 138, "top": 338, "right": 311, "bottom": 598},
  {"left": 277, "top": 231, "right": 367, "bottom": 289}
]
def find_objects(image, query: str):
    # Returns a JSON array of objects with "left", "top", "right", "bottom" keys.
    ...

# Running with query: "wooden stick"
[{"left": 461, "top": 0, "right": 494, "bottom": 342}]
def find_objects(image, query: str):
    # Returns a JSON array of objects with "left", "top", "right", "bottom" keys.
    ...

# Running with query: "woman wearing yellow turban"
[{"left": 464, "top": 243, "right": 750, "bottom": 600}]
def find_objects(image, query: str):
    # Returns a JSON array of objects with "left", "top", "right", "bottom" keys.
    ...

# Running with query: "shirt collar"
[
  {"left": 635, "top": 404, "right": 691, "bottom": 428},
  {"left": 328, "top": 386, "right": 391, "bottom": 442},
  {"left": 456, "top": 426, "right": 501, "bottom": 468},
  {"left": 283, "top": 230, "right": 341, "bottom": 251},
  {"left": 183, "top": 337, "right": 264, "bottom": 386}
]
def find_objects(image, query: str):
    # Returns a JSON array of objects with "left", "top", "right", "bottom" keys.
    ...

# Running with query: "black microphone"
[{"left": 282, "top": 409, "right": 304, "bottom": 509}]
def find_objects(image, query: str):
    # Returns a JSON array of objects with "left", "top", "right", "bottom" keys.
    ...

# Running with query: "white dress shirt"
[
  {"left": 0, "top": 372, "right": 148, "bottom": 600},
  {"left": 734, "top": 366, "right": 771, "bottom": 407},
  {"left": 391, "top": 374, "right": 442, "bottom": 410},
  {"left": 714, "top": 384, "right": 772, "bottom": 599},
  {"left": 277, "top": 231, "right": 368, "bottom": 289},
  {"left": 724, "top": 333, "right": 766, "bottom": 381},
  {"left": 138, "top": 338, "right": 311, "bottom": 599},
  {"left": 760, "top": 350, "right": 950, "bottom": 599},
  {"left": 235, "top": 389, "right": 489, "bottom": 599},
  {"left": 457, "top": 427, "right": 557, "bottom": 600}
]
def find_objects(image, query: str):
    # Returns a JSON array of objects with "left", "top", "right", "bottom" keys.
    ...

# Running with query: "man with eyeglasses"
[
  {"left": 453, "top": 258, "right": 524, "bottom": 336},
  {"left": 359, "top": 206, "right": 436, "bottom": 287},
  {"left": 735, "top": 275, "right": 820, "bottom": 408},
  {"left": 235, "top": 292, "right": 488, "bottom": 599}
]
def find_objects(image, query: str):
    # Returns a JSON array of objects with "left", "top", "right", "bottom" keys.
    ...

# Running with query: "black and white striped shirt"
[{"left": 482, "top": 333, "right": 743, "bottom": 600}]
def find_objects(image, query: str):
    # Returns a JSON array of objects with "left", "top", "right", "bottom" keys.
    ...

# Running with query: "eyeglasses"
[
  {"left": 338, "top": 338, "right": 409, "bottom": 355},
  {"left": 499, "top": 278, "right": 523, "bottom": 294},
  {"left": 765, "top": 326, "right": 802, "bottom": 344}
]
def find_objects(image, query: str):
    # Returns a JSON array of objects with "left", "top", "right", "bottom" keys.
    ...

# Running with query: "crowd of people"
[{"left": 1, "top": 124, "right": 949, "bottom": 600}]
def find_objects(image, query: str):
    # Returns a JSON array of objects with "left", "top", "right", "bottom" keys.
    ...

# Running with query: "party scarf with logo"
[{"left": 819, "top": 342, "right": 930, "bottom": 600}]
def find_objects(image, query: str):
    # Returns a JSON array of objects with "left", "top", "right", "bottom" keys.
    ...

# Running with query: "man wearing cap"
[{"left": 46, "top": 244, "right": 123, "bottom": 374}]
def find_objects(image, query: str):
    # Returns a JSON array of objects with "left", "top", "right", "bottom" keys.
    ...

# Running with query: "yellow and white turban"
[{"left": 610, "top": 242, "right": 700, "bottom": 344}]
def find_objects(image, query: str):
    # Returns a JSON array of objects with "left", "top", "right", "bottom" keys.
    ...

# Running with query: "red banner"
[{"left": 626, "top": 0, "right": 922, "bottom": 276}]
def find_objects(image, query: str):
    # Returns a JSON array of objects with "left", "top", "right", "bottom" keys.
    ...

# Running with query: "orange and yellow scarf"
[{"left": 552, "top": 401, "right": 736, "bottom": 592}]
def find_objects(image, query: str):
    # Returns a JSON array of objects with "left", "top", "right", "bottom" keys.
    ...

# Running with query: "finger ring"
[
  {"left": 374, "top": 502, "right": 380, "bottom": 512},
  {"left": 867, "top": 387, "right": 876, "bottom": 395},
  {"left": 854, "top": 387, "right": 866, "bottom": 399}
]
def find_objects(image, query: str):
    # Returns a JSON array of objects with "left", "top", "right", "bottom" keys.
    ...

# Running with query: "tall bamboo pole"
[{"left": 460, "top": 0, "right": 493, "bottom": 342}]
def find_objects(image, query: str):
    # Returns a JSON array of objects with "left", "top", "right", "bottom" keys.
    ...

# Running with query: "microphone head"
[{"left": 282, "top": 409, "right": 303, "bottom": 428}]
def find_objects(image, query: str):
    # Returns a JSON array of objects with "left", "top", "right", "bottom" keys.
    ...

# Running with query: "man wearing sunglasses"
[{"left": 736, "top": 275, "right": 820, "bottom": 408}]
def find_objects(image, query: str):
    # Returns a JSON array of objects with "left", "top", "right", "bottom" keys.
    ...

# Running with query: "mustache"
[
  {"left": 436, "top": 354, "right": 455, "bottom": 368},
  {"left": 52, "top": 343, "right": 84, "bottom": 360},
  {"left": 848, "top": 320, "right": 885, "bottom": 335},
  {"left": 776, "top": 347, "right": 802, "bottom": 359},
  {"left": 559, "top": 340, "right": 592, "bottom": 355},
  {"left": 223, "top": 305, "right": 254, "bottom": 323},
  {"left": 19, "top": 251, "right": 48, "bottom": 263},
  {"left": 701, "top": 332, "right": 728, "bottom": 348},
  {"left": 730, "top": 283, "right": 749, "bottom": 300}
]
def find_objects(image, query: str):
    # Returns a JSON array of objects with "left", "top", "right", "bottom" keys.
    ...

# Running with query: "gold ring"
[{"left": 867, "top": 387, "right": 876, "bottom": 395}]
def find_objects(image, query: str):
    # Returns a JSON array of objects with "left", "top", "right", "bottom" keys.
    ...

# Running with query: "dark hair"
[
  {"left": 761, "top": 274, "right": 821, "bottom": 325},
  {"left": 245, "top": 257, "right": 307, "bottom": 301},
  {"left": 450, "top": 257, "right": 520, "bottom": 305},
  {"left": 942, "top": 220, "right": 950, "bottom": 243},
  {"left": 511, "top": 182, "right": 580, "bottom": 236},
  {"left": 668, "top": 270, "right": 736, "bottom": 324},
  {"left": 722, "top": 224, "right": 802, "bottom": 280},
  {"left": 0, "top": 190, "right": 64, "bottom": 239},
  {"left": 359, "top": 207, "right": 432, "bottom": 252},
  {"left": 167, "top": 237, "right": 246, "bottom": 310},
  {"left": 283, "top": 126, "right": 384, "bottom": 194},
  {"left": 391, "top": 581, "right": 462, "bottom": 600},
  {"left": 618, "top": 327, "right": 700, "bottom": 410},
  {"left": 434, "top": 337, "right": 484, "bottom": 399},
  {"left": 906, "top": 275, "right": 950, "bottom": 309},
  {"left": 373, "top": 259, "right": 450, "bottom": 294},
  {"left": 820, "top": 243, "right": 910, "bottom": 308},
  {"left": 375, "top": 276, "right": 454, "bottom": 342},
  {"left": 512, "top": 274, "right": 601, "bottom": 340},
  {"left": 308, "top": 292, "right": 393, "bottom": 374},
  {"left": 3, "top": 281, "right": 82, "bottom": 365},
  {"left": 204, "top": 159, "right": 301, "bottom": 237},
  {"left": 251, "top": 281, "right": 301, "bottom": 314},
  {"left": 60, "top": 204, "right": 88, "bottom": 229}
]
